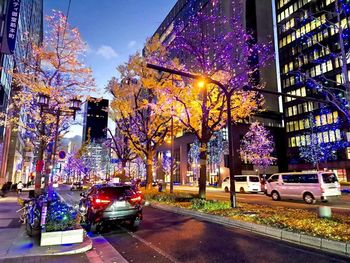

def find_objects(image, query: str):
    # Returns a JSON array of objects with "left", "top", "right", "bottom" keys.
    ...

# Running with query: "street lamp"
[
  {"left": 146, "top": 63, "right": 238, "bottom": 208},
  {"left": 36, "top": 94, "right": 82, "bottom": 197}
]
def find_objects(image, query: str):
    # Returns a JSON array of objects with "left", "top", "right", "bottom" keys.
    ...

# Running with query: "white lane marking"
[{"left": 122, "top": 227, "right": 180, "bottom": 263}]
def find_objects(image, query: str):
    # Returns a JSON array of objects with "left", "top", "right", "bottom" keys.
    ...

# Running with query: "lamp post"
[
  {"left": 146, "top": 63, "right": 238, "bottom": 207},
  {"left": 37, "top": 93, "right": 81, "bottom": 196}
]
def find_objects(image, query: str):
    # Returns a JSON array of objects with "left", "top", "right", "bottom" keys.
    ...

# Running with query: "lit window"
[
  {"left": 323, "top": 132, "right": 329, "bottom": 143},
  {"left": 304, "top": 118, "right": 310, "bottom": 128},
  {"left": 294, "top": 121, "right": 299, "bottom": 130},
  {"left": 315, "top": 115, "right": 321, "bottom": 126},
  {"left": 291, "top": 137, "right": 296, "bottom": 147},
  {"left": 318, "top": 133, "right": 323, "bottom": 143},
  {"left": 333, "top": 111, "right": 338, "bottom": 122},
  {"left": 299, "top": 120, "right": 304, "bottom": 130},
  {"left": 335, "top": 129, "right": 341, "bottom": 141},
  {"left": 327, "top": 113, "right": 333, "bottom": 124},
  {"left": 329, "top": 130, "right": 335, "bottom": 142}
]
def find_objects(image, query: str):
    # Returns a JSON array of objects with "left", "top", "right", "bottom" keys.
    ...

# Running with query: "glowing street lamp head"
[{"left": 197, "top": 79, "right": 206, "bottom": 89}]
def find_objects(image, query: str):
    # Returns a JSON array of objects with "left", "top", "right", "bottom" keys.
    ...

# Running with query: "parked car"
[
  {"left": 79, "top": 183, "right": 143, "bottom": 233},
  {"left": 222, "top": 175, "right": 261, "bottom": 193},
  {"left": 139, "top": 180, "right": 157, "bottom": 187},
  {"left": 71, "top": 182, "right": 83, "bottom": 191},
  {"left": 265, "top": 172, "right": 341, "bottom": 204}
]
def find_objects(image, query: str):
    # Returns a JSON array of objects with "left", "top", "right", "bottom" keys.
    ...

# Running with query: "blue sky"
[{"left": 44, "top": 0, "right": 176, "bottom": 137}]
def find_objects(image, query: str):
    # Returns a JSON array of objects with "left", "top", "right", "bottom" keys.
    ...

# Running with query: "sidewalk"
[{"left": 0, "top": 192, "right": 92, "bottom": 260}]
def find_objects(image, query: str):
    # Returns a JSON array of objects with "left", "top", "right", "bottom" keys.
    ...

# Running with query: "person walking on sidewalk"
[
  {"left": 0, "top": 182, "right": 10, "bottom": 197},
  {"left": 17, "top": 181, "right": 23, "bottom": 194}
]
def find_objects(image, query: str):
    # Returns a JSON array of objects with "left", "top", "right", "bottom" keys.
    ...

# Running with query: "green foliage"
[
  {"left": 190, "top": 198, "right": 230, "bottom": 211},
  {"left": 45, "top": 199, "right": 80, "bottom": 232},
  {"left": 143, "top": 189, "right": 196, "bottom": 203}
]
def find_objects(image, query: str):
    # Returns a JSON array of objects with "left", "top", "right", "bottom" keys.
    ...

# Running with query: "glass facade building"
[{"left": 275, "top": 0, "right": 350, "bottom": 181}]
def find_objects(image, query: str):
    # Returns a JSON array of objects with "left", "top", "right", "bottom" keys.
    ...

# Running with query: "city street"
[
  {"left": 174, "top": 186, "right": 350, "bottom": 216},
  {"left": 55, "top": 186, "right": 349, "bottom": 263}
]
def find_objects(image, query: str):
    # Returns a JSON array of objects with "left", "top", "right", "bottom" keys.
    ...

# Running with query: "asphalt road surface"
[{"left": 57, "top": 187, "right": 349, "bottom": 263}]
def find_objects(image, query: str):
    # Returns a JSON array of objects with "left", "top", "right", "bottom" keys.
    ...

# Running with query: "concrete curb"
[
  {"left": 2, "top": 226, "right": 92, "bottom": 259},
  {"left": 151, "top": 203, "right": 350, "bottom": 258}
]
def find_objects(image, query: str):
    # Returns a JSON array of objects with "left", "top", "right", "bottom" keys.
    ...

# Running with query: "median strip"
[{"left": 151, "top": 202, "right": 350, "bottom": 257}]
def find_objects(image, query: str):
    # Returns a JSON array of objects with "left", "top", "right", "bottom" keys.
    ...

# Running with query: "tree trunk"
[
  {"left": 146, "top": 153, "right": 153, "bottom": 190},
  {"left": 35, "top": 138, "right": 45, "bottom": 196},
  {"left": 121, "top": 160, "right": 127, "bottom": 182},
  {"left": 198, "top": 142, "right": 207, "bottom": 199}
]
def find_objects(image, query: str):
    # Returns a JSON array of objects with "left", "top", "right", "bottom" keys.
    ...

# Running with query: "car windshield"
[
  {"left": 249, "top": 177, "right": 260, "bottom": 182},
  {"left": 99, "top": 186, "right": 131, "bottom": 198},
  {"left": 322, "top": 173, "right": 338, "bottom": 184}
]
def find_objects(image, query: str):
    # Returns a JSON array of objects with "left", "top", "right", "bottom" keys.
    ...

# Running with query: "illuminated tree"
[
  {"left": 108, "top": 37, "right": 177, "bottom": 189},
  {"left": 162, "top": 0, "right": 271, "bottom": 198},
  {"left": 2, "top": 11, "right": 94, "bottom": 191},
  {"left": 105, "top": 128, "right": 137, "bottom": 179},
  {"left": 298, "top": 112, "right": 347, "bottom": 169},
  {"left": 240, "top": 122, "right": 276, "bottom": 171}
]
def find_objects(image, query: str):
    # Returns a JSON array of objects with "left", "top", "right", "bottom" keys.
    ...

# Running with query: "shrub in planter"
[
  {"left": 190, "top": 198, "right": 230, "bottom": 211},
  {"left": 45, "top": 199, "right": 80, "bottom": 232}
]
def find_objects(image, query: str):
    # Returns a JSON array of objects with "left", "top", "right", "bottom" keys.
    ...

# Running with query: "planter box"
[{"left": 40, "top": 227, "right": 84, "bottom": 246}]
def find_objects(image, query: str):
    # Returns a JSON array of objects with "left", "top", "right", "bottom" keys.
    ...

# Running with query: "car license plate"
[{"left": 114, "top": 201, "right": 126, "bottom": 208}]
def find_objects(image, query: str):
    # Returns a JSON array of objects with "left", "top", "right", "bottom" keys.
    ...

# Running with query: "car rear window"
[
  {"left": 322, "top": 173, "right": 338, "bottom": 184},
  {"left": 99, "top": 186, "right": 131, "bottom": 197},
  {"left": 249, "top": 177, "right": 260, "bottom": 182}
]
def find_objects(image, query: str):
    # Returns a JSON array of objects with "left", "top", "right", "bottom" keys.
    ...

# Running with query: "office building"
[
  {"left": 275, "top": 0, "right": 350, "bottom": 181},
  {"left": 82, "top": 98, "right": 109, "bottom": 143},
  {"left": 0, "top": 0, "right": 43, "bottom": 184}
]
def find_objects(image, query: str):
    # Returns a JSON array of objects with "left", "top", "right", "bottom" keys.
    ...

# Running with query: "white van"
[
  {"left": 265, "top": 172, "right": 341, "bottom": 204},
  {"left": 222, "top": 175, "right": 261, "bottom": 193}
]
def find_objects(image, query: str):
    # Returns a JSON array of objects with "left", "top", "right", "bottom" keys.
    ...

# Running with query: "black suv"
[{"left": 79, "top": 183, "right": 143, "bottom": 232}]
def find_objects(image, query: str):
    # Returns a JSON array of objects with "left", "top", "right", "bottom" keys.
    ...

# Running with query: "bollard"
[{"left": 318, "top": 206, "right": 332, "bottom": 218}]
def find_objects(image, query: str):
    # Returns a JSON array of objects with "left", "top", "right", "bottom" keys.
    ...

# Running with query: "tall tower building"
[
  {"left": 82, "top": 98, "right": 109, "bottom": 143},
  {"left": 275, "top": 0, "right": 350, "bottom": 181}
]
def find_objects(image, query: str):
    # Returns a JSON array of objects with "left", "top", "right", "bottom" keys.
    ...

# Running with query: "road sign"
[{"left": 58, "top": 150, "right": 66, "bottom": 159}]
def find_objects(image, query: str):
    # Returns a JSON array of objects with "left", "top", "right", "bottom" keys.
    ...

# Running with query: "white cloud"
[
  {"left": 96, "top": 45, "right": 118, "bottom": 60},
  {"left": 127, "top": 40, "right": 137, "bottom": 49}
]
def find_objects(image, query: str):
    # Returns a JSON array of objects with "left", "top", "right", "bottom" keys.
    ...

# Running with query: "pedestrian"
[
  {"left": 0, "top": 182, "right": 9, "bottom": 197},
  {"left": 17, "top": 181, "right": 23, "bottom": 194}
]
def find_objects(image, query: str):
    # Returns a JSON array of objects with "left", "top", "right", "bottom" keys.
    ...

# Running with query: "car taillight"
[
  {"left": 129, "top": 194, "right": 142, "bottom": 204},
  {"left": 93, "top": 197, "right": 111, "bottom": 209}
]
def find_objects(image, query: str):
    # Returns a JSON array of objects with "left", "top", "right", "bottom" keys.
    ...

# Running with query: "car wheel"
[
  {"left": 239, "top": 187, "right": 245, "bottom": 193},
  {"left": 303, "top": 193, "right": 316, "bottom": 204},
  {"left": 224, "top": 186, "right": 229, "bottom": 193},
  {"left": 86, "top": 220, "right": 99, "bottom": 233},
  {"left": 130, "top": 217, "right": 141, "bottom": 231},
  {"left": 271, "top": 191, "right": 280, "bottom": 201}
]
